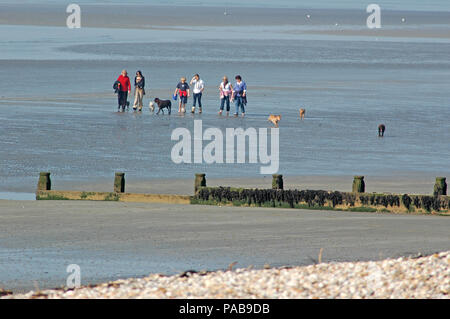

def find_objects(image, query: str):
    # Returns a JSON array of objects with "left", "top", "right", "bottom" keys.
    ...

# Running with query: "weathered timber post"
[
  {"left": 114, "top": 172, "right": 125, "bottom": 193},
  {"left": 352, "top": 176, "right": 365, "bottom": 193},
  {"left": 37, "top": 172, "right": 51, "bottom": 191},
  {"left": 434, "top": 177, "right": 447, "bottom": 196},
  {"left": 272, "top": 174, "right": 283, "bottom": 190},
  {"left": 194, "top": 173, "right": 206, "bottom": 194}
]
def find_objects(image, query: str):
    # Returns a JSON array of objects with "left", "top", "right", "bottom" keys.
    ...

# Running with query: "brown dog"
[
  {"left": 299, "top": 108, "right": 306, "bottom": 120},
  {"left": 268, "top": 115, "right": 281, "bottom": 127}
]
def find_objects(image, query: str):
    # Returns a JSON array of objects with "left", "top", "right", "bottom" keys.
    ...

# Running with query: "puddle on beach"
[{"left": 0, "top": 192, "right": 36, "bottom": 201}]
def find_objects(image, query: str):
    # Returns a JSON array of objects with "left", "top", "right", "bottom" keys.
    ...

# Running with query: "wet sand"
[
  {"left": 1, "top": 17, "right": 449, "bottom": 189},
  {"left": 298, "top": 28, "right": 450, "bottom": 39},
  {"left": 0, "top": 4, "right": 449, "bottom": 40},
  {"left": 0, "top": 200, "right": 449, "bottom": 293}
]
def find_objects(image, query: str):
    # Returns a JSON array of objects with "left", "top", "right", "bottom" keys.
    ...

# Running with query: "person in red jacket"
[{"left": 116, "top": 69, "right": 131, "bottom": 112}]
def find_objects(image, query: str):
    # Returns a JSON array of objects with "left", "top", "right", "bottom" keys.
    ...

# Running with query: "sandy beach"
[
  {"left": 1, "top": 200, "right": 449, "bottom": 293},
  {"left": 4, "top": 251, "right": 449, "bottom": 299}
]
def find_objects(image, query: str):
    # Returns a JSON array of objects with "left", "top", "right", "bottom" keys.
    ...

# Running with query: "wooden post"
[
  {"left": 434, "top": 177, "right": 447, "bottom": 196},
  {"left": 194, "top": 173, "right": 206, "bottom": 194},
  {"left": 114, "top": 172, "right": 125, "bottom": 193},
  {"left": 352, "top": 176, "right": 365, "bottom": 193},
  {"left": 37, "top": 172, "right": 51, "bottom": 191},
  {"left": 272, "top": 174, "right": 283, "bottom": 190}
]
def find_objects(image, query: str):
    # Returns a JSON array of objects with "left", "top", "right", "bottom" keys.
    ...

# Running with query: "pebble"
[{"left": 3, "top": 251, "right": 449, "bottom": 299}]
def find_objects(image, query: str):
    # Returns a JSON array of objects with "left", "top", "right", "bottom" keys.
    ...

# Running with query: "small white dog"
[{"left": 149, "top": 101, "right": 155, "bottom": 113}]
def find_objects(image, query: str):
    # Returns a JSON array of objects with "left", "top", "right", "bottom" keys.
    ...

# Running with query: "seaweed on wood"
[
  {"left": 193, "top": 187, "right": 449, "bottom": 214},
  {"left": 402, "top": 194, "right": 412, "bottom": 210}
]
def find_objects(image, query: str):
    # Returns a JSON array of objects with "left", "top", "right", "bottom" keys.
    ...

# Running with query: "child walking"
[{"left": 174, "top": 77, "right": 190, "bottom": 113}]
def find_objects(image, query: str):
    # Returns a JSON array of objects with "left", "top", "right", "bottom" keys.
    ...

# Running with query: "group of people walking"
[
  {"left": 114, "top": 70, "right": 247, "bottom": 117},
  {"left": 114, "top": 70, "right": 145, "bottom": 112}
]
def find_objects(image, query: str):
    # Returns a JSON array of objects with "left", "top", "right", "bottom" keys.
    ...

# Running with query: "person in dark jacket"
[{"left": 133, "top": 70, "right": 145, "bottom": 112}]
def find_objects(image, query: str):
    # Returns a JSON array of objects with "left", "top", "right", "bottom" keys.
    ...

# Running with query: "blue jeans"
[
  {"left": 193, "top": 93, "right": 202, "bottom": 107},
  {"left": 220, "top": 96, "right": 230, "bottom": 111},
  {"left": 234, "top": 96, "right": 245, "bottom": 114}
]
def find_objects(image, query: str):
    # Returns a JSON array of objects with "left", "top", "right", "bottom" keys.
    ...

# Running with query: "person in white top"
[
  {"left": 218, "top": 76, "right": 233, "bottom": 116},
  {"left": 190, "top": 74, "right": 205, "bottom": 114}
]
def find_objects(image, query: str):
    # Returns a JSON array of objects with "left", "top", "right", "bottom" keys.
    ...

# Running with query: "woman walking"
[
  {"left": 133, "top": 70, "right": 145, "bottom": 112},
  {"left": 231, "top": 75, "right": 247, "bottom": 117},
  {"left": 190, "top": 74, "right": 205, "bottom": 114},
  {"left": 219, "top": 76, "right": 233, "bottom": 116}
]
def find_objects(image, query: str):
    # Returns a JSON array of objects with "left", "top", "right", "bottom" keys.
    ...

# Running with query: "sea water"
[{"left": 0, "top": 3, "right": 449, "bottom": 194}]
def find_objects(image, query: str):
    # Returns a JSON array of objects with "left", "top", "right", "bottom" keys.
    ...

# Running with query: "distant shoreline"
[{"left": 0, "top": 3, "right": 449, "bottom": 30}]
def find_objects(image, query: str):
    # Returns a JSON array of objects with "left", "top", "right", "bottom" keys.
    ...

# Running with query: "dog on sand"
[
  {"left": 378, "top": 124, "right": 386, "bottom": 137},
  {"left": 299, "top": 108, "right": 306, "bottom": 120},
  {"left": 268, "top": 115, "right": 281, "bottom": 127},
  {"left": 154, "top": 98, "right": 172, "bottom": 115}
]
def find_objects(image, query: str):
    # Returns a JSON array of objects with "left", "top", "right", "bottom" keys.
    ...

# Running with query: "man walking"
[
  {"left": 232, "top": 75, "right": 247, "bottom": 117},
  {"left": 190, "top": 74, "right": 205, "bottom": 114},
  {"left": 116, "top": 69, "right": 131, "bottom": 112}
]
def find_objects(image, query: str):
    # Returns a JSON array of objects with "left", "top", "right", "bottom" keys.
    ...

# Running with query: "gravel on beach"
[{"left": 3, "top": 252, "right": 449, "bottom": 299}]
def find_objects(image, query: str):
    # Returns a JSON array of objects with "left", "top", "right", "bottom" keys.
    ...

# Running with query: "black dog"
[
  {"left": 378, "top": 124, "right": 385, "bottom": 137},
  {"left": 154, "top": 98, "right": 171, "bottom": 115}
]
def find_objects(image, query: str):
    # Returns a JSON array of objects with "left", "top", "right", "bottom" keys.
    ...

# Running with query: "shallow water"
[
  {"left": 0, "top": 192, "right": 35, "bottom": 200},
  {"left": 0, "top": 5, "right": 449, "bottom": 194}
]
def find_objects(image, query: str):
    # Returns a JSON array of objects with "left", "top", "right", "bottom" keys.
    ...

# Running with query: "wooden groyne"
[
  {"left": 35, "top": 173, "right": 449, "bottom": 215},
  {"left": 36, "top": 190, "right": 190, "bottom": 204},
  {"left": 36, "top": 172, "right": 190, "bottom": 204}
]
